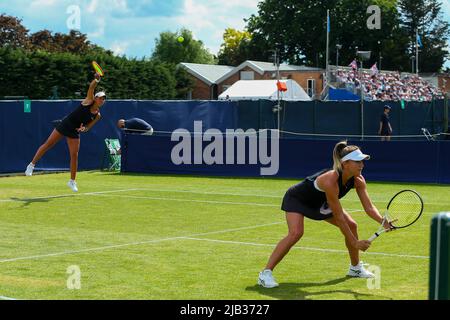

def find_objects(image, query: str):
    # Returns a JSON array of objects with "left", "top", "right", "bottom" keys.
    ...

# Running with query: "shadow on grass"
[
  {"left": 246, "top": 276, "right": 392, "bottom": 300},
  {"left": 9, "top": 195, "right": 71, "bottom": 207}
]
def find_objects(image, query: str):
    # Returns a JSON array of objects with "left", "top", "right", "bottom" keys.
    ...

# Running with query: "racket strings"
[
  {"left": 387, "top": 191, "right": 423, "bottom": 228},
  {"left": 92, "top": 61, "right": 104, "bottom": 77}
]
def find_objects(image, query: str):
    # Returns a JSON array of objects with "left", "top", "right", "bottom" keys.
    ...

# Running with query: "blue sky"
[
  {"left": 1, "top": 0, "right": 261, "bottom": 58},
  {"left": 1, "top": 0, "right": 449, "bottom": 68}
]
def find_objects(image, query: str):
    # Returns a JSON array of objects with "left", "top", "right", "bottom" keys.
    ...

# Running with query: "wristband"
[{"left": 94, "top": 79, "right": 100, "bottom": 83}]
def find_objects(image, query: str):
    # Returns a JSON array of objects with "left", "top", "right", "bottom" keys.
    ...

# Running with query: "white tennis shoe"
[
  {"left": 68, "top": 180, "right": 78, "bottom": 192},
  {"left": 347, "top": 261, "right": 374, "bottom": 278},
  {"left": 258, "top": 269, "right": 279, "bottom": 288},
  {"left": 25, "top": 163, "right": 35, "bottom": 176}
]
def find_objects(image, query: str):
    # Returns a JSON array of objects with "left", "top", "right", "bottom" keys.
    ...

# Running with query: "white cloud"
[
  {"left": 87, "top": 17, "right": 106, "bottom": 38},
  {"left": 178, "top": 0, "right": 214, "bottom": 29},
  {"left": 169, "top": 0, "right": 258, "bottom": 55},
  {"left": 86, "top": 0, "right": 99, "bottom": 13},
  {"left": 441, "top": 0, "right": 450, "bottom": 14},
  {"left": 30, "top": 0, "right": 58, "bottom": 7},
  {"left": 111, "top": 40, "right": 129, "bottom": 56},
  {"left": 109, "top": 0, "right": 129, "bottom": 13},
  {"left": 85, "top": 0, "right": 129, "bottom": 15},
  {"left": 218, "top": 0, "right": 260, "bottom": 9}
]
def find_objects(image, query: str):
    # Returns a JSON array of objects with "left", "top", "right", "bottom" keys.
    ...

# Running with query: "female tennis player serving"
[
  {"left": 258, "top": 141, "right": 391, "bottom": 288},
  {"left": 25, "top": 72, "right": 106, "bottom": 192}
]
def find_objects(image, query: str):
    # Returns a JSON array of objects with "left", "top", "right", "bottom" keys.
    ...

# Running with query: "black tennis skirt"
[
  {"left": 281, "top": 192, "right": 333, "bottom": 221},
  {"left": 53, "top": 120, "right": 79, "bottom": 139}
]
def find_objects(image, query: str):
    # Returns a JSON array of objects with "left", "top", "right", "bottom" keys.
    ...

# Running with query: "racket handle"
[{"left": 368, "top": 233, "right": 379, "bottom": 242}]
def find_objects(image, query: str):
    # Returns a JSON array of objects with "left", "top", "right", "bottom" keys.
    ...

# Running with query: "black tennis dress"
[
  {"left": 54, "top": 102, "right": 98, "bottom": 139},
  {"left": 281, "top": 169, "right": 355, "bottom": 220},
  {"left": 380, "top": 113, "right": 391, "bottom": 136}
]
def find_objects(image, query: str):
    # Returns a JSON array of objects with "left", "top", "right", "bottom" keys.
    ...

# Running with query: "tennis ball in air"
[{"left": 177, "top": 36, "right": 184, "bottom": 43}]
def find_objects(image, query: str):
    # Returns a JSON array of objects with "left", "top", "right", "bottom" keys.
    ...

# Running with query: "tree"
[
  {"left": 0, "top": 14, "right": 194, "bottom": 99},
  {"left": 245, "top": 0, "right": 336, "bottom": 66},
  {"left": 331, "top": 0, "right": 410, "bottom": 71},
  {"left": 1, "top": 13, "right": 94, "bottom": 55},
  {"left": 398, "top": 0, "right": 450, "bottom": 72},
  {"left": 52, "top": 30, "right": 92, "bottom": 54},
  {"left": 0, "top": 46, "right": 191, "bottom": 100},
  {"left": 217, "top": 28, "right": 252, "bottom": 66},
  {"left": 29, "top": 30, "right": 54, "bottom": 52},
  {"left": 151, "top": 28, "right": 215, "bottom": 65},
  {"left": 0, "top": 14, "right": 30, "bottom": 49},
  {"left": 173, "top": 65, "right": 195, "bottom": 99},
  {"left": 30, "top": 29, "right": 93, "bottom": 54},
  {"left": 244, "top": 0, "right": 440, "bottom": 71}
]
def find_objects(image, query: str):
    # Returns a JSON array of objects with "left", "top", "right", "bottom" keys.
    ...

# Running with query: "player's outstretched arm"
[{"left": 83, "top": 73, "right": 101, "bottom": 105}]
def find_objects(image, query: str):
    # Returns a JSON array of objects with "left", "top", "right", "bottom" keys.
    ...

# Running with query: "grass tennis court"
[{"left": 0, "top": 171, "right": 448, "bottom": 300}]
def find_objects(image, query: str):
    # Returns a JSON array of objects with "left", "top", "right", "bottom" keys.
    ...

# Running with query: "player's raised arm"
[{"left": 83, "top": 73, "right": 101, "bottom": 105}]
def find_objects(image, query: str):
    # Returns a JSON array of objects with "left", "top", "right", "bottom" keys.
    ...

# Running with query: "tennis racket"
[
  {"left": 92, "top": 61, "right": 104, "bottom": 77},
  {"left": 368, "top": 189, "right": 423, "bottom": 242}
]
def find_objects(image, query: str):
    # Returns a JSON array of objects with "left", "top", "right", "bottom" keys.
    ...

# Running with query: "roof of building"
[
  {"left": 215, "top": 61, "right": 323, "bottom": 84},
  {"left": 180, "top": 60, "right": 324, "bottom": 86},
  {"left": 245, "top": 60, "right": 323, "bottom": 72},
  {"left": 179, "top": 63, "right": 234, "bottom": 86}
]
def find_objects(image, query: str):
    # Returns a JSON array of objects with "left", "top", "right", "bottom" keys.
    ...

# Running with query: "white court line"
[
  {"left": 108, "top": 187, "right": 447, "bottom": 206},
  {"left": 89, "top": 193, "right": 363, "bottom": 212},
  {"left": 180, "top": 237, "right": 429, "bottom": 260},
  {"left": 1, "top": 188, "right": 365, "bottom": 211},
  {"left": 0, "top": 296, "right": 17, "bottom": 300},
  {"left": 0, "top": 218, "right": 427, "bottom": 263},
  {"left": 0, "top": 222, "right": 283, "bottom": 263},
  {"left": 92, "top": 193, "right": 280, "bottom": 207},
  {"left": 1, "top": 187, "right": 444, "bottom": 207}
]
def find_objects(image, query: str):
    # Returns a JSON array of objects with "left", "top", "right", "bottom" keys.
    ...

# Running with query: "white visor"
[
  {"left": 340, "top": 149, "right": 370, "bottom": 162},
  {"left": 95, "top": 91, "right": 106, "bottom": 98}
]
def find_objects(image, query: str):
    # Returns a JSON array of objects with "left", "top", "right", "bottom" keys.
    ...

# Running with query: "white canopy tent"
[{"left": 218, "top": 79, "right": 312, "bottom": 101}]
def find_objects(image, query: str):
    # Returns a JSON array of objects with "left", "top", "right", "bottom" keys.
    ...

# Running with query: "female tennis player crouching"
[
  {"left": 25, "top": 73, "right": 106, "bottom": 192},
  {"left": 258, "top": 141, "right": 390, "bottom": 288}
]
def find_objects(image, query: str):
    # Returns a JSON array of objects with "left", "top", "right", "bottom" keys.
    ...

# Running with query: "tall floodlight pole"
[
  {"left": 357, "top": 50, "right": 371, "bottom": 140},
  {"left": 276, "top": 51, "right": 280, "bottom": 131},
  {"left": 326, "top": 10, "right": 330, "bottom": 86},
  {"left": 272, "top": 49, "right": 281, "bottom": 132},
  {"left": 444, "top": 79, "right": 448, "bottom": 137},
  {"left": 416, "top": 29, "right": 419, "bottom": 75},
  {"left": 360, "top": 60, "right": 364, "bottom": 140},
  {"left": 336, "top": 44, "right": 342, "bottom": 67},
  {"left": 378, "top": 40, "right": 382, "bottom": 70}
]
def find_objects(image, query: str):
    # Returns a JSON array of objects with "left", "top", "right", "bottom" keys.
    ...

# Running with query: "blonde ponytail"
[{"left": 332, "top": 140, "right": 359, "bottom": 172}]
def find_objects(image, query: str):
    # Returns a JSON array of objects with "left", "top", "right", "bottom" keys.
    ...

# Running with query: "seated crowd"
[{"left": 334, "top": 67, "right": 445, "bottom": 102}]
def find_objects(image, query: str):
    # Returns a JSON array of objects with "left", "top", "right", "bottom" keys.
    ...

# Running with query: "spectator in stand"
[{"left": 332, "top": 66, "right": 444, "bottom": 102}]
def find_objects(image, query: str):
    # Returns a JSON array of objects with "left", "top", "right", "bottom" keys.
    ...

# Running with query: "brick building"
[
  {"left": 420, "top": 73, "right": 450, "bottom": 95},
  {"left": 180, "top": 60, "right": 324, "bottom": 100}
]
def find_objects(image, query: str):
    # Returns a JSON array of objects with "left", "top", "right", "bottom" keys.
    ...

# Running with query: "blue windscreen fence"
[
  {"left": 0, "top": 99, "right": 236, "bottom": 174},
  {"left": 1, "top": 99, "right": 448, "bottom": 183},
  {"left": 121, "top": 132, "right": 450, "bottom": 184}
]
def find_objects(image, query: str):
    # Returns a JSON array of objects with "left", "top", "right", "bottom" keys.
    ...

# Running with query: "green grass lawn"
[{"left": 0, "top": 171, "right": 448, "bottom": 300}]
